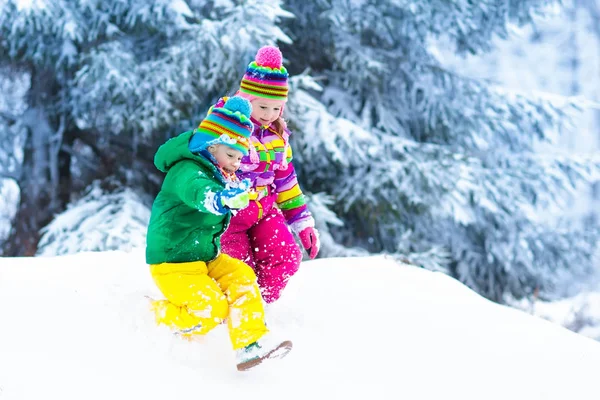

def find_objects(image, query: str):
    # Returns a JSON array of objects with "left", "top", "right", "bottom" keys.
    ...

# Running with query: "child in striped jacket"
[{"left": 215, "top": 46, "right": 320, "bottom": 304}]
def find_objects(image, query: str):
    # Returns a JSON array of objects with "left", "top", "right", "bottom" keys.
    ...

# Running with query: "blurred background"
[{"left": 1, "top": 0, "right": 599, "bottom": 339}]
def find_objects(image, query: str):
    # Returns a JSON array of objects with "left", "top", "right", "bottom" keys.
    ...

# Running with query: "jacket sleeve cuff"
[
  {"left": 288, "top": 217, "right": 315, "bottom": 235},
  {"left": 205, "top": 191, "right": 229, "bottom": 215}
]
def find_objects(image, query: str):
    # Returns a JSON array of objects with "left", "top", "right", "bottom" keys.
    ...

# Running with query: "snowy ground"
[
  {"left": 1, "top": 250, "right": 599, "bottom": 400},
  {"left": 530, "top": 292, "right": 600, "bottom": 342}
]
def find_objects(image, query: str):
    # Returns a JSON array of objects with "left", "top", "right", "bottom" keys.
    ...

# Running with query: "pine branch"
[
  {"left": 0, "top": 172, "right": 18, "bottom": 182},
  {"left": 0, "top": 111, "right": 17, "bottom": 125}
]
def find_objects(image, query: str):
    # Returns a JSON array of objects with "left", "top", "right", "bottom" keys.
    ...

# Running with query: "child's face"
[
  {"left": 208, "top": 145, "right": 244, "bottom": 174},
  {"left": 251, "top": 99, "right": 284, "bottom": 126}
]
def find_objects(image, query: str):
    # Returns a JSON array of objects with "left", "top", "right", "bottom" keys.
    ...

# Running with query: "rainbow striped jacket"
[{"left": 209, "top": 98, "right": 314, "bottom": 233}]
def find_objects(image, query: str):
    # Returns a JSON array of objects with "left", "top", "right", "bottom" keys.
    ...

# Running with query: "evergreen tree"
[
  {"left": 36, "top": 180, "right": 151, "bottom": 255},
  {"left": 2, "top": 0, "right": 599, "bottom": 303},
  {"left": 281, "top": 0, "right": 600, "bottom": 301},
  {"left": 0, "top": 0, "right": 291, "bottom": 255},
  {"left": 0, "top": 68, "right": 27, "bottom": 252}
]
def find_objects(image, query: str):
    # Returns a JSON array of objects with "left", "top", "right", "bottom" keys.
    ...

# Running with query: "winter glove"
[
  {"left": 216, "top": 179, "right": 251, "bottom": 211},
  {"left": 221, "top": 191, "right": 249, "bottom": 210},
  {"left": 299, "top": 227, "right": 320, "bottom": 259}
]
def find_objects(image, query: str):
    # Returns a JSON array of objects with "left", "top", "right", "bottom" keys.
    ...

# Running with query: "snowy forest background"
[{"left": 1, "top": 0, "right": 599, "bottom": 339}]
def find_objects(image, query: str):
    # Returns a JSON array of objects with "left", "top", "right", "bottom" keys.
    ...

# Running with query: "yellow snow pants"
[{"left": 149, "top": 253, "right": 268, "bottom": 350}]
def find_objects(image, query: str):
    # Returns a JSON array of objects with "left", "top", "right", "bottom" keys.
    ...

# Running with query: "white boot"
[{"left": 235, "top": 333, "right": 293, "bottom": 371}]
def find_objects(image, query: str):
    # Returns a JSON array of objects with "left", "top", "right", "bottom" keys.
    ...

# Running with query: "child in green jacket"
[{"left": 145, "top": 97, "right": 292, "bottom": 371}]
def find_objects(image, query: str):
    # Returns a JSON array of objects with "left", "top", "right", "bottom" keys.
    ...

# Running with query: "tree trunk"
[
  {"left": 2, "top": 68, "right": 68, "bottom": 256},
  {"left": 586, "top": 0, "right": 600, "bottom": 152},
  {"left": 582, "top": 0, "right": 600, "bottom": 212},
  {"left": 58, "top": 129, "right": 75, "bottom": 207}
]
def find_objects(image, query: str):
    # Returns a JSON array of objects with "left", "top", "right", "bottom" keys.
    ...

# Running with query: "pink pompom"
[{"left": 255, "top": 46, "right": 282, "bottom": 68}]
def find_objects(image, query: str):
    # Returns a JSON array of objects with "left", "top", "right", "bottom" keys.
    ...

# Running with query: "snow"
[
  {"left": 169, "top": 0, "right": 194, "bottom": 18},
  {"left": 36, "top": 185, "right": 150, "bottom": 256},
  {"left": 0, "top": 179, "right": 19, "bottom": 246},
  {"left": 531, "top": 292, "right": 600, "bottom": 342},
  {"left": 15, "top": 0, "right": 45, "bottom": 11},
  {"left": 0, "top": 251, "right": 599, "bottom": 399},
  {"left": 435, "top": 8, "right": 600, "bottom": 155}
]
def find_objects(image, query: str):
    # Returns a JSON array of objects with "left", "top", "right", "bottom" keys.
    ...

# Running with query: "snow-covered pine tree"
[
  {"left": 36, "top": 180, "right": 151, "bottom": 256},
  {"left": 578, "top": 0, "right": 600, "bottom": 227},
  {"left": 0, "top": 68, "right": 28, "bottom": 253},
  {"left": 281, "top": 0, "right": 600, "bottom": 302},
  {"left": 3, "top": 0, "right": 598, "bottom": 303},
  {"left": 0, "top": 0, "right": 291, "bottom": 255}
]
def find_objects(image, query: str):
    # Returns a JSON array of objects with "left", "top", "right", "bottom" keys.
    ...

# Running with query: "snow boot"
[{"left": 235, "top": 334, "right": 293, "bottom": 371}]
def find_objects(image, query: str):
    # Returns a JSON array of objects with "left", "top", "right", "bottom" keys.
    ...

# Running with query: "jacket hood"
[{"left": 154, "top": 130, "right": 215, "bottom": 174}]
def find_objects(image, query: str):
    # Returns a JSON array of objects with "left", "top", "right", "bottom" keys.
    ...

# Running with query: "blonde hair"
[{"left": 234, "top": 91, "right": 287, "bottom": 135}]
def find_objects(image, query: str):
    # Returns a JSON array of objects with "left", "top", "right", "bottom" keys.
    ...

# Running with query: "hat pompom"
[
  {"left": 239, "top": 46, "right": 288, "bottom": 100},
  {"left": 223, "top": 96, "right": 252, "bottom": 119},
  {"left": 255, "top": 46, "right": 283, "bottom": 69}
]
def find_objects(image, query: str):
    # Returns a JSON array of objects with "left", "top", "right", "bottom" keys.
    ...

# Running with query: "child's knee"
[
  {"left": 234, "top": 259, "right": 259, "bottom": 282},
  {"left": 256, "top": 262, "right": 298, "bottom": 304},
  {"left": 269, "top": 244, "right": 302, "bottom": 275},
  {"left": 213, "top": 254, "right": 258, "bottom": 282}
]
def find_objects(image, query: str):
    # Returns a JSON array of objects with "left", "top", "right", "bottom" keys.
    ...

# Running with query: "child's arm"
[
  {"left": 273, "top": 146, "right": 315, "bottom": 234},
  {"left": 269, "top": 131, "right": 320, "bottom": 258},
  {"left": 164, "top": 161, "right": 246, "bottom": 215},
  {"left": 274, "top": 158, "right": 320, "bottom": 259}
]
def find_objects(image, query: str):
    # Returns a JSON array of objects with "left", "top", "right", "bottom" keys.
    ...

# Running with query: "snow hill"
[{"left": 0, "top": 251, "right": 599, "bottom": 400}]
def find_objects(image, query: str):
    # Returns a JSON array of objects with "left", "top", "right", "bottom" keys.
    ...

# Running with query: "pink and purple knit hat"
[{"left": 239, "top": 46, "right": 289, "bottom": 101}]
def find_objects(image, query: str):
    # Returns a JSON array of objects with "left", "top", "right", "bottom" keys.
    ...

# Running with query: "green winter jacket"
[{"left": 145, "top": 130, "right": 230, "bottom": 265}]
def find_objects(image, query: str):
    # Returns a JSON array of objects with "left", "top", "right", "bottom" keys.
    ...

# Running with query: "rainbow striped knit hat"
[
  {"left": 239, "top": 46, "right": 289, "bottom": 101},
  {"left": 189, "top": 96, "right": 253, "bottom": 155}
]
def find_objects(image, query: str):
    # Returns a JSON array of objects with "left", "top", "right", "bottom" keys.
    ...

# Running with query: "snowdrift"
[{"left": 1, "top": 250, "right": 599, "bottom": 400}]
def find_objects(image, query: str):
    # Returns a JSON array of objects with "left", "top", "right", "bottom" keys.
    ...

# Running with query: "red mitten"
[{"left": 299, "top": 227, "right": 320, "bottom": 259}]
